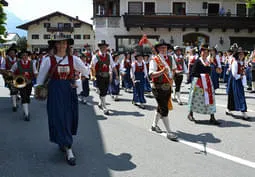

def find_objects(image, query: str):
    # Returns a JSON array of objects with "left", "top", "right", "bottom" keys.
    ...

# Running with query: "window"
[
  {"left": 74, "top": 23, "right": 81, "bottom": 28},
  {"left": 74, "top": 34, "right": 81, "bottom": 39},
  {"left": 65, "top": 34, "right": 72, "bottom": 38},
  {"left": 58, "top": 23, "right": 64, "bottom": 28},
  {"left": 44, "top": 23, "right": 50, "bottom": 28},
  {"left": 248, "top": 4, "right": 255, "bottom": 17},
  {"left": 64, "top": 23, "right": 71, "bottom": 28},
  {"left": 128, "top": 2, "right": 143, "bottom": 14},
  {"left": 237, "top": 4, "right": 247, "bottom": 17},
  {"left": 83, "top": 35, "right": 90, "bottom": 39},
  {"left": 32, "top": 34, "right": 39, "bottom": 39},
  {"left": 173, "top": 2, "right": 186, "bottom": 15},
  {"left": 144, "top": 2, "right": 155, "bottom": 15},
  {"left": 43, "top": 34, "right": 51, "bottom": 39}
]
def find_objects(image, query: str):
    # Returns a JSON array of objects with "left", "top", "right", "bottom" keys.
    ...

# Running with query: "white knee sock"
[
  {"left": 22, "top": 103, "right": 29, "bottom": 116},
  {"left": 162, "top": 116, "right": 171, "bottom": 133},
  {"left": 11, "top": 95, "right": 17, "bottom": 107},
  {"left": 66, "top": 148, "right": 74, "bottom": 159},
  {"left": 152, "top": 111, "right": 161, "bottom": 127},
  {"left": 252, "top": 82, "right": 255, "bottom": 91}
]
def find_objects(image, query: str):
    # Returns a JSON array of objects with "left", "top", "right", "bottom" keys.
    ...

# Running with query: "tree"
[
  {"left": 0, "top": 3, "right": 6, "bottom": 43},
  {"left": 246, "top": 0, "right": 255, "bottom": 8},
  {"left": 16, "top": 37, "right": 27, "bottom": 51}
]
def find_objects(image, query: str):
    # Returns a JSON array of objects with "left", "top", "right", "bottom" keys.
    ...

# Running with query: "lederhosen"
[
  {"left": 173, "top": 55, "right": 184, "bottom": 92},
  {"left": 151, "top": 55, "right": 172, "bottom": 117},
  {"left": 95, "top": 53, "right": 110, "bottom": 97},
  {"left": 15, "top": 60, "right": 34, "bottom": 104},
  {"left": 6, "top": 57, "right": 18, "bottom": 95}
]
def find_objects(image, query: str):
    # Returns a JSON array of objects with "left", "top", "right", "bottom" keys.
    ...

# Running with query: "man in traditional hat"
[
  {"left": 91, "top": 40, "right": 118, "bottom": 115},
  {"left": 10, "top": 50, "right": 38, "bottom": 121},
  {"left": 3, "top": 44, "right": 19, "bottom": 112},
  {"left": 149, "top": 39, "right": 178, "bottom": 141},
  {"left": 172, "top": 46, "right": 188, "bottom": 105}
]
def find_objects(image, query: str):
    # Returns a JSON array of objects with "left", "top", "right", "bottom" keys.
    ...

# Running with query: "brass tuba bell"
[{"left": 13, "top": 75, "right": 27, "bottom": 88}]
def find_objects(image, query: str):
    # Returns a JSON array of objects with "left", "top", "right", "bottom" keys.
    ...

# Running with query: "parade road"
[{"left": 0, "top": 76, "right": 254, "bottom": 177}]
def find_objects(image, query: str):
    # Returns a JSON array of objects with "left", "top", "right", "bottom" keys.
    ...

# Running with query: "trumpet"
[{"left": 0, "top": 69, "right": 14, "bottom": 85}]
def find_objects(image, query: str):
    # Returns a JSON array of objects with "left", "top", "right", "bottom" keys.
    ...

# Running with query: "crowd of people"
[{"left": 0, "top": 34, "right": 254, "bottom": 166}]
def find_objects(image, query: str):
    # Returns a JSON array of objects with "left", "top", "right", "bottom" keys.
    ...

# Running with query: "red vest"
[
  {"left": 152, "top": 55, "right": 172, "bottom": 84},
  {"left": 15, "top": 60, "right": 34, "bottom": 80},
  {"left": 6, "top": 57, "right": 16, "bottom": 70},
  {"left": 175, "top": 56, "right": 184, "bottom": 71},
  {"left": 237, "top": 62, "right": 245, "bottom": 75},
  {"left": 49, "top": 56, "right": 74, "bottom": 80},
  {"left": 135, "top": 61, "right": 144, "bottom": 72},
  {"left": 95, "top": 53, "right": 110, "bottom": 73},
  {"left": 124, "top": 59, "right": 131, "bottom": 68}
]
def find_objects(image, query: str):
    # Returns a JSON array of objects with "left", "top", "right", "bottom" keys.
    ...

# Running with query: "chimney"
[{"left": 76, "top": 16, "right": 79, "bottom": 20}]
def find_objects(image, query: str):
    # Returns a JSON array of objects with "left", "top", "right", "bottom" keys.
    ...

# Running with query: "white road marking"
[{"left": 151, "top": 131, "right": 255, "bottom": 169}]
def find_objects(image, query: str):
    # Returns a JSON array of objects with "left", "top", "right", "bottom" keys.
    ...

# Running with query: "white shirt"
[
  {"left": 1, "top": 56, "right": 17, "bottom": 70},
  {"left": 37, "top": 55, "right": 89, "bottom": 85},
  {"left": 0, "top": 56, "right": 5, "bottom": 69},
  {"left": 91, "top": 51, "right": 115, "bottom": 69},
  {"left": 231, "top": 60, "right": 243, "bottom": 80},
  {"left": 130, "top": 60, "right": 148, "bottom": 79},
  {"left": 173, "top": 54, "right": 188, "bottom": 74},
  {"left": 10, "top": 60, "right": 38, "bottom": 75},
  {"left": 149, "top": 54, "right": 177, "bottom": 79}
]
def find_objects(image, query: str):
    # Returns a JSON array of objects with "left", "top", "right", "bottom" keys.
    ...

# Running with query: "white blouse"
[
  {"left": 231, "top": 60, "right": 243, "bottom": 80},
  {"left": 37, "top": 55, "right": 89, "bottom": 85},
  {"left": 11, "top": 60, "right": 38, "bottom": 75},
  {"left": 130, "top": 61, "right": 148, "bottom": 79}
]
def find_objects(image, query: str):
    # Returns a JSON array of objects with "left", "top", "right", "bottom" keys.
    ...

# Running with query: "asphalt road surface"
[{"left": 0, "top": 75, "right": 254, "bottom": 177}]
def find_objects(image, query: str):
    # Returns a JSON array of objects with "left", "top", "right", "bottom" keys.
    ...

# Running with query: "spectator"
[{"left": 219, "top": 7, "right": 225, "bottom": 16}]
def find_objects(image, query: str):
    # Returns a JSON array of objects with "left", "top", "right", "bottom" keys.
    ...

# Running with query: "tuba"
[{"left": 13, "top": 75, "right": 27, "bottom": 88}]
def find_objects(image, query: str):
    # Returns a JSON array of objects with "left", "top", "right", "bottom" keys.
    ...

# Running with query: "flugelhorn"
[{"left": 13, "top": 75, "right": 27, "bottom": 88}]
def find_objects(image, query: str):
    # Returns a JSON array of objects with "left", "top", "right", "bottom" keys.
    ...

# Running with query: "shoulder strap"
[{"left": 48, "top": 56, "right": 65, "bottom": 79}]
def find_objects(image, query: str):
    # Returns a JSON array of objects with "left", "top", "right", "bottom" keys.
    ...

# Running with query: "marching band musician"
[
  {"left": 10, "top": 50, "right": 38, "bottom": 121},
  {"left": 3, "top": 45, "right": 19, "bottom": 112},
  {"left": 149, "top": 39, "right": 178, "bottom": 141},
  {"left": 91, "top": 40, "right": 118, "bottom": 115},
  {"left": 226, "top": 47, "right": 249, "bottom": 120},
  {"left": 131, "top": 51, "right": 147, "bottom": 109},
  {"left": 187, "top": 44, "right": 220, "bottom": 125},
  {"left": 36, "top": 33, "right": 89, "bottom": 166},
  {"left": 172, "top": 46, "right": 188, "bottom": 105}
]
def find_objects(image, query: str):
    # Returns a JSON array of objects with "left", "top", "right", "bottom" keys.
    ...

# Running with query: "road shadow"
[
  {"left": 176, "top": 131, "right": 221, "bottom": 144},
  {"left": 109, "top": 109, "right": 144, "bottom": 117},
  {"left": 0, "top": 91, "right": 135, "bottom": 177},
  {"left": 105, "top": 153, "right": 136, "bottom": 171}
]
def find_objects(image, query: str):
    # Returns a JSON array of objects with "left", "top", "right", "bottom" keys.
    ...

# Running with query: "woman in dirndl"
[
  {"left": 187, "top": 44, "right": 220, "bottom": 125},
  {"left": 226, "top": 47, "right": 249, "bottom": 120},
  {"left": 120, "top": 52, "right": 133, "bottom": 92},
  {"left": 209, "top": 47, "right": 221, "bottom": 91},
  {"left": 109, "top": 52, "right": 120, "bottom": 101},
  {"left": 36, "top": 33, "right": 89, "bottom": 166},
  {"left": 131, "top": 51, "right": 147, "bottom": 109}
]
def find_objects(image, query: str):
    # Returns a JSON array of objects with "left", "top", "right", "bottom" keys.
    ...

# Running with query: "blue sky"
[{"left": 5, "top": 0, "right": 93, "bottom": 24}]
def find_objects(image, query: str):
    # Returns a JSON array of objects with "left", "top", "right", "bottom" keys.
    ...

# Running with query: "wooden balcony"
[
  {"left": 123, "top": 13, "right": 255, "bottom": 31},
  {"left": 47, "top": 27, "right": 74, "bottom": 33},
  {"left": 0, "top": 0, "right": 8, "bottom": 6}
]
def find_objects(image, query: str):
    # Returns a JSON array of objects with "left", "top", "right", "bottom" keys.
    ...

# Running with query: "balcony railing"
[
  {"left": 47, "top": 27, "right": 74, "bottom": 33},
  {"left": 123, "top": 13, "right": 255, "bottom": 30}
]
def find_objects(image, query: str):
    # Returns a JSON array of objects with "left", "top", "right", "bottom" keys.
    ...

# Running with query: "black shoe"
[
  {"left": 250, "top": 90, "right": 255, "bottom": 93},
  {"left": 151, "top": 126, "right": 163, "bottom": 133},
  {"left": 66, "top": 156, "right": 76, "bottom": 166},
  {"left": 24, "top": 114, "right": 30, "bottom": 121},
  {"left": 178, "top": 101, "right": 183, "bottom": 105},
  {"left": 167, "top": 132, "right": 178, "bottom": 142},
  {"left": 247, "top": 87, "right": 252, "bottom": 91},
  {"left": 225, "top": 111, "right": 233, "bottom": 116},
  {"left": 12, "top": 106, "right": 17, "bottom": 112}
]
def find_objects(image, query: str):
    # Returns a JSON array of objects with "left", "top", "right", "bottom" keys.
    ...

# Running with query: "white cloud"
[{"left": 5, "top": 0, "right": 93, "bottom": 24}]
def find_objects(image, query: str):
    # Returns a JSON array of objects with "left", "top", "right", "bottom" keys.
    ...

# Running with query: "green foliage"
[
  {"left": 246, "top": 0, "right": 255, "bottom": 8},
  {"left": 16, "top": 37, "right": 27, "bottom": 51},
  {"left": 0, "top": 4, "right": 6, "bottom": 42}
]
